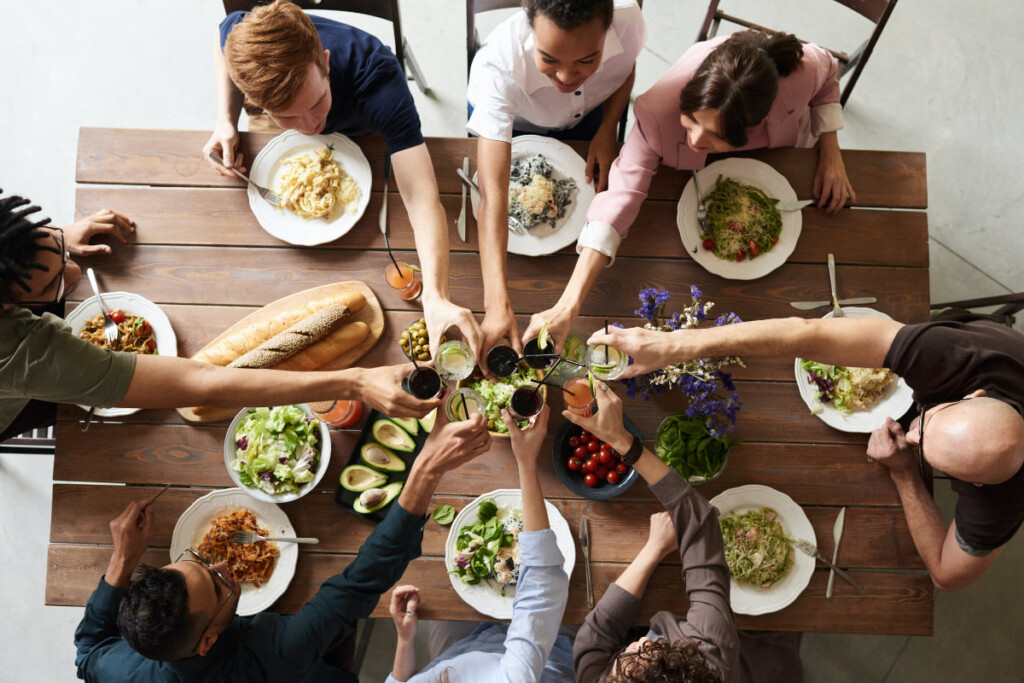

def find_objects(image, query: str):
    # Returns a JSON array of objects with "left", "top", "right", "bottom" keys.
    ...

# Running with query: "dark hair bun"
[{"left": 730, "top": 30, "right": 804, "bottom": 77}]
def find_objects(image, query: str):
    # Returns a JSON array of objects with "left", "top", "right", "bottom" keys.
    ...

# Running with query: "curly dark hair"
[
  {"left": 0, "top": 190, "right": 54, "bottom": 304},
  {"left": 525, "top": 0, "right": 614, "bottom": 31},
  {"left": 602, "top": 639, "right": 722, "bottom": 683},
  {"left": 117, "top": 565, "right": 202, "bottom": 661},
  {"left": 680, "top": 30, "right": 805, "bottom": 148}
]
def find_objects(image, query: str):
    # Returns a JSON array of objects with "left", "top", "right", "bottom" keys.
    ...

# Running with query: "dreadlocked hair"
[
  {"left": 602, "top": 639, "right": 722, "bottom": 683},
  {"left": 0, "top": 190, "right": 52, "bottom": 304}
]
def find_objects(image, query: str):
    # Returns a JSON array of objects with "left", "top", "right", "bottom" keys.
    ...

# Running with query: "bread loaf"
[
  {"left": 229, "top": 305, "right": 350, "bottom": 369},
  {"left": 273, "top": 321, "right": 370, "bottom": 371},
  {"left": 193, "top": 290, "right": 366, "bottom": 366}
]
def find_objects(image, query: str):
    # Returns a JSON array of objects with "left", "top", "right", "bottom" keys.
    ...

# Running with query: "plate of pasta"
[
  {"left": 469, "top": 136, "right": 596, "bottom": 256},
  {"left": 170, "top": 489, "right": 298, "bottom": 616},
  {"left": 65, "top": 291, "right": 177, "bottom": 417},
  {"left": 248, "top": 131, "right": 372, "bottom": 246},
  {"left": 677, "top": 158, "right": 802, "bottom": 280},
  {"left": 710, "top": 484, "right": 815, "bottom": 616}
]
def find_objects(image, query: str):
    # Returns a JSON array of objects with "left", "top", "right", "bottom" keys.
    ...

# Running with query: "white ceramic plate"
[
  {"left": 65, "top": 291, "right": 177, "bottom": 417},
  {"left": 794, "top": 307, "right": 914, "bottom": 433},
  {"left": 710, "top": 484, "right": 815, "bottom": 616},
  {"left": 248, "top": 131, "right": 372, "bottom": 246},
  {"left": 445, "top": 488, "right": 576, "bottom": 619},
  {"left": 470, "top": 135, "right": 596, "bottom": 257},
  {"left": 170, "top": 489, "right": 298, "bottom": 617},
  {"left": 677, "top": 158, "right": 802, "bottom": 280},
  {"left": 223, "top": 404, "right": 331, "bottom": 504}
]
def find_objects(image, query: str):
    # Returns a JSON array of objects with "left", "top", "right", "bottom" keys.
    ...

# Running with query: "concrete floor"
[{"left": 1, "top": 0, "right": 1022, "bottom": 680}]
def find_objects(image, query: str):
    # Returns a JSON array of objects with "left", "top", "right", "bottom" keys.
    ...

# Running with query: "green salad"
[
  {"left": 231, "top": 405, "right": 321, "bottom": 495},
  {"left": 450, "top": 498, "right": 523, "bottom": 595},
  {"left": 655, "top": 413, "right": 734, "bottom": 482},
  {"left": 467, "top": 368, "right": 536, "bottom": 433},
  {"left": 720, "top": 507, "right": 792, "bottom": 588}
]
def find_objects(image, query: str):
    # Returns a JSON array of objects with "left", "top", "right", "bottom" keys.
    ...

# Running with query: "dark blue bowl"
[{"left": 551, "top": 417, "right": 642, "bottom": 500}]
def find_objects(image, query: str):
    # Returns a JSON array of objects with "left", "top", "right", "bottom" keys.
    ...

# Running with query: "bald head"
[{"left": 923, "top": 398, "right": 1024, "bottom": 485}]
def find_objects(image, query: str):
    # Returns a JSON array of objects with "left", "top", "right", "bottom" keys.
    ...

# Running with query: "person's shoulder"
[{"left": 310, "top": 14, "right": 388, "bottom": 52}]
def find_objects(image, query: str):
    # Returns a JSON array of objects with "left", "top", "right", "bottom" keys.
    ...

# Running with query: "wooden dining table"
[{"left": 46, "top": 127, "right": 932, "bottom": 635}]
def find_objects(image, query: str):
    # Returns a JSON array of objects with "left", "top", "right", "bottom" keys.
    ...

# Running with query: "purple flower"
[
  {"left": 690, "top": 285, "right": 702, "bottom": 300},
  {"left": 235, "top": 436, "right": 248, "bottom": 451}
]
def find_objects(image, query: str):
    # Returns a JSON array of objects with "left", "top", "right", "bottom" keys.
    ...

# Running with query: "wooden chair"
[
  {"left": 930, "top": 293, "right": 1024, "bottom": 328},
  {"left": 223, "top": 0, "right": 428, "bottom": 94},
  {"left": 697, "top": 0, "right": 899, "bottom": 107},
  {"left": 0, "top": 425, "right": 55, "bottom": 455},
  {"left": 466, "top": 0, "right": 642, "bottom": 141}
]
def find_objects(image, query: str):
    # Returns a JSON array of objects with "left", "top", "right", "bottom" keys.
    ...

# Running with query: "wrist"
[
  {"left": 609, "top": 431, "right": 634, "bottom": 457},
  {"left": 890, "top": 466, "right": 919, "bottom": 486}
]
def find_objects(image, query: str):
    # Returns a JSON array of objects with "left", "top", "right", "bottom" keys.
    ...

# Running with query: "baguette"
[
  {"left": 229, "top": 305, "right": 350, "bottom": 369},
  {"left": 194, "top": 290, "right": 366, "bottom": 366}
]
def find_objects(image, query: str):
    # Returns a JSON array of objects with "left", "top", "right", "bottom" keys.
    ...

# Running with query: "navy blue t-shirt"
[{"left": 220, "top": 12, "right": 424, "bottom": 154}]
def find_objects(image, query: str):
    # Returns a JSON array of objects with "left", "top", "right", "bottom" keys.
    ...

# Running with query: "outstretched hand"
[
  {"left": 354, "top": 365, "right": 440, "bottom": 418},
  {"left": 585, "top": 326, "right": 679, "bottom": 378},
  {"left": 63, "top": 209, "right": 135, "bottom": 256}
]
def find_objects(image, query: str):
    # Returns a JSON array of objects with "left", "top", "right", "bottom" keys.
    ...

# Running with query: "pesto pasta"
[
  {"left": 720, "top": 507, "right": 793, "bottom": 588},
  {"left": 700, "top": 176, "right": 783, "bottom": 261}
]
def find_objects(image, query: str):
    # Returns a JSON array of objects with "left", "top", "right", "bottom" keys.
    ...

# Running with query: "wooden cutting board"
[{"left": 177, "top": 280, "right": 384, "bottom": 423}]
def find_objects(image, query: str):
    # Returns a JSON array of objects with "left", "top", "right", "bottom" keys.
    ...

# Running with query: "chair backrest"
[
  {"left": 466, "top": 0, "right": 523, "bottom": 73},
  {"left": 696, "top": 0, "right": 899, "bottom": 106},
  {"left": 223, "top": 0, "right": 405, "bottom": 68}
]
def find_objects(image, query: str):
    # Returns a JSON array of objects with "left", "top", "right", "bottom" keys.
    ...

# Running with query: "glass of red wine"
[
  {"left": 404, "top": 366, "right": 445, "bottom": 400},
  {"left": 486, "top": 343, "right": 520, "bottom": 378},
  {"left": 509, "top": 385, "right": 545, "bottom": 420},
  {"left": 522, "top": 337, "right": 557, "bottom": 370}
]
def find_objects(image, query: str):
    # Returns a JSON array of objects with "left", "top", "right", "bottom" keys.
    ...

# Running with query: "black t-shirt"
[{"left": 885, "top": 319, "right": 1024, "bottom": 552}]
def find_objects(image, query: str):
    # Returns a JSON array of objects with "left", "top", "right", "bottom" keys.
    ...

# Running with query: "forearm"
[
  {"left": 390, "top": 637, "right": 418, "bottom": 682},
  {"left": 890, "top": 470, "right": 957, "bottom": 580},
  {"left": 554, "top": 247, "right": 607, "bottom": 316},
  {"left": 604, "top": 431, "right": 672, "bottom": 486},
  {"left": 213, "top": 35, "right": 242, "bottom": 126},
  {"left": 599, "top": 68, "right": 635, "bottom": 132},
  {"left": 818, "top": 131, "right": 841, "bottom": 157},
  {"left": 477, "top": 138, "right": 512, "bottom": 307},
  {"left": 103, "top": 551, "right": 138, "bottom": 591},
  {"left": 392, "top": 145, "right": 451, "bottom": 302},
  {"left": 518, "top": 461, "right": 549, "bottom": 532},
  {"left": 397, "top": 461, "right": 442, "bottom": 518},
  {"left": 612, "top": 543, "right": 663, "bottom": 599},
  {"left": 118, "top": 355, "right": 362, "bottom": 408}
]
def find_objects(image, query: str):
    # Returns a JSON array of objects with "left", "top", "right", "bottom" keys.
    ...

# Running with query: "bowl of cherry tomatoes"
[{"left": 552, "top": 417, "right": 642, "bottom": 500}]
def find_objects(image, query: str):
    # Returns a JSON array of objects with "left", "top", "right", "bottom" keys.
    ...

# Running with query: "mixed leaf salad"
[
  {"left": 449, "top": 497, "right": 523, "bottom": 596},
  {"left": 231, "top": 405, "right": 321, "bottom": 495},
  {"left": 655, "top": 413, "right": 734, "bottom": 482},
  {"left": 467, "top": 368, "right": 536, "bottom": 434},
  {"left": 801, "top": 360, "right": 896, "bottom": 415}
]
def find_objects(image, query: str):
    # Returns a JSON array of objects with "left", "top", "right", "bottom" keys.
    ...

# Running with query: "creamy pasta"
[{"left": 277, "top": 146, "right": 360, "bottom": 220}]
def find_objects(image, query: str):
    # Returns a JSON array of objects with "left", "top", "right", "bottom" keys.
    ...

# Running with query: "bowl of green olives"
[{"left": 399, "top": 318, "right": 445, "bottom": 362}]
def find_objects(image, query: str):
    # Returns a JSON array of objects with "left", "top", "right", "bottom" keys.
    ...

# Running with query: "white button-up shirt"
[{"left": 467, "top": 0, "right": 646, "bottom": 142}]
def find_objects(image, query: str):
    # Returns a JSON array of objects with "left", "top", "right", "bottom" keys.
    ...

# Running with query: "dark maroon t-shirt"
[{"left": 885, "top": 320, "right": 1024, "bottom": 552}]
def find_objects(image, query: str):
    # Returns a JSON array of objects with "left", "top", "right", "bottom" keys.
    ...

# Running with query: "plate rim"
[{"left": 677, "top": 158, "right": 801, "bottom": 280}]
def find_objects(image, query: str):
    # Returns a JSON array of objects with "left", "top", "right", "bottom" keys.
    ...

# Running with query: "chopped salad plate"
[
  {"left": 170, "top": 489, "right": 298, "bottom": 616},
  {"left": 470, "top": 135, "right": 596, "bottom": 257},
  {"left": 445, "top": 488, "right": 576, "bottom": 619},
  {"left": 710, "top": 484, "right": 815, "bottom": 616},
  {"left": 677, "top": 158, "right": 802, "bottom": 280},
  {"left": 248, "top": 131, "right": 371, "bottom": 246},
  {"left": 794, "top": 307, "right": 914, "bottom": 433}
]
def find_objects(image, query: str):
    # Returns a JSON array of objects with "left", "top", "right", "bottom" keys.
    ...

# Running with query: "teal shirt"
[{"left": 74, "top": 502, "right": 427, "bottom": 682}]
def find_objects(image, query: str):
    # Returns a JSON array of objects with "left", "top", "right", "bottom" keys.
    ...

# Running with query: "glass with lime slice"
[
  {"left": 586, "top": 343, "right": 628, "bottom": 381},
  {"left": 435, "top": 340, "right": 475, "bottom": 382}
]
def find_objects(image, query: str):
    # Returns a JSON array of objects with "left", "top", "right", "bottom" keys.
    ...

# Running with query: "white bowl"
[{"left": 224, "top": 404, "right": 331, "bottom": 504}]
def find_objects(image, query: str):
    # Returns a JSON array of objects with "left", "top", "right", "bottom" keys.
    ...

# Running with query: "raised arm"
[
  {"left": 391, "top": 143, "right": 484, "bottom": 362},
  {"left": 587, "top": 316, "right": 905, "bottom": 379},
  {"left": 202, "top": 31, "right": 246, "bottom": 175}
]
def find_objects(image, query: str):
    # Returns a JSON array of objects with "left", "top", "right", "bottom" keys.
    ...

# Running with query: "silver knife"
[
  {"left": 827, "top": 507, "right": 846, "bottom": 599},
  {"left": 790, "top": 297, "right": 877, "bottom": 310},
  {"left": 580, "top": 516, "right": 594, "bottom": 609},
  {"left": 378, "top": 154, "right": 391, "bottom": 237},
  {"left": 777, "top": 199, "right": 815, "bottom": 212},
  {"left": 457, "top": 157, "right": 469, "bottom": 242}
]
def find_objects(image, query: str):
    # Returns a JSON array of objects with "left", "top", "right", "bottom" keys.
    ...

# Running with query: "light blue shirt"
[{"left": 387, "top": 529, "right": 572, "bottom": 683}]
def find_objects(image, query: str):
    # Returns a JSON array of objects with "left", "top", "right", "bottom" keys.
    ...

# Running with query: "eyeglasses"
[
  {"left": 175, "top": 548, "right": 235, "bottom": 654},
  {"left": 16, "top": 227, "right": 68, "bottom": 305},
  {"left": 915, "top": 397, "right": 973, "bottom": 479}
]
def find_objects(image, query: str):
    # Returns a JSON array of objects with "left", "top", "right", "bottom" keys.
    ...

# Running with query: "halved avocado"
[
  {"left": 372, "top": 419, "right": 415, "bottom": 453},
  {"left": 360, "top": 442, "right": 407, "bottom": 472},
  {"left": 340, "top": 464, "right": 388, "bottom": 492},
  {"left": 353, "top": 482, "right": 403, "bottom": 514},
  {"left": 390, "top": 417, "right": 419, "bottom": 436},
  {"left": 418, "top": 408, "right": 437, "bottom": 433}
]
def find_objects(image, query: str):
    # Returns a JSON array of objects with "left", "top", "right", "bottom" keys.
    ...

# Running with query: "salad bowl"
[{"left": 224, "top": 404, "right": 331, "bottom": 504}]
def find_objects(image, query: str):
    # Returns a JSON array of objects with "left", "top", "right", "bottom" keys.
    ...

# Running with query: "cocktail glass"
[
  {"left": 445, "top": 387, "right": 485, "bottom": 422},
  {"left": 486, "top": 343, "right": 520, "bottom": 378},
  {"left": 405, "top": 366, "right": 444, "bottom": 400},
  {"left": 586, "top": 343, "right": 628, "bottom": 381},
  {"left": 435, "top": 340, "right": 475, "bottom": 382},
  {"left": 510, "top": 386, "right": 545, "bottom": 420},
  {"left": 385, "top": 262, "right": 422, "bottom": 301},
  {"left": 309, "top": 400, "right": 364, "bottom": 428},
  {"left": 562, "top": 376, "right": 596, "bottom": 417},
  {"left": 522, "top": 337, "right": 557, "bottom": 370}
]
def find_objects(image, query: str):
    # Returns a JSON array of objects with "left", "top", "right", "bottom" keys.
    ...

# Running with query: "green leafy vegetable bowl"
[{"left": 655, "top": 413, "right": 734, "bottom": 485}]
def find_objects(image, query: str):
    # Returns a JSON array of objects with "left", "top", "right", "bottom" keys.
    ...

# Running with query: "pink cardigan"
[{"left": 579, "top": 36, "right": 842, "bottom": 261}]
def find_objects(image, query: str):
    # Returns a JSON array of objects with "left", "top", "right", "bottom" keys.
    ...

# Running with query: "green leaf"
[{"left": 432, "top": 504, "right": 456, "bottom": 526}]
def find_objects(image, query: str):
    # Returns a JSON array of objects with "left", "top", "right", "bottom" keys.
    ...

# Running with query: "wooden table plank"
[
  {"left": 74, "top": 185, "right": 929, "bottom": 267},
  {"left": 76, "top": 128, "right": 927, "bottom": 209},
  {"left": 46, "top": 545, "right": 933, "bottom": 634},
  {"left": 50, "top": 485, "right": 922, "bottom": 569},
  {"left": 65, "top": 246, "right": 930, "bottom": 323}
]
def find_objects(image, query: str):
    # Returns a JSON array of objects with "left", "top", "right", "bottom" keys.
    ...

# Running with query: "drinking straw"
[
  {"left": 529, "top": 359, "right": 563, "bottom": 397},
  {"left": 521, "top": 352, "right": 585, "bottom": 368},
  {"left": 383, "top": 231, "right": 402, "bottom": 272},
  {"left": 460, "top": 392, "right": 469, "bottom": 420},
  {"left": 604, "top": 319, "right": 609, "bottom": 360}
]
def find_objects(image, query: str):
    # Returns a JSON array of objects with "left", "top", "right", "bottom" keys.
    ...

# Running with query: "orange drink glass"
[
  {"left": 562, "top": 376, "right": 595, "bottom": 416},
  {"left": 385, "top": 262, "right": 422, "bottom": 301}
]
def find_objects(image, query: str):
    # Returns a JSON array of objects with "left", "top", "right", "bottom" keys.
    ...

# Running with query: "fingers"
[
  {"left": 584, "top": 150, "right": 596, "bottom": 186},
  {"left": 596, "top": 167, "right": 609, "bottom": 193},
  {"left": 813, "top": 169, "right": 823, "bottom": 200},
  {"left": 139, "top": 505, "right": 155, "bottom": 534},
  {"left": 561, "top": 408, "right": 585, "bottom": 430},
  {"left": 407, "top": 593, "right": 420, "bottom": 614},
  {"left": 846, "top": 182, "right": 858, "bottom": 205},
  {"left": 500, "top": 408, "right": 516, "bottom": 433},
  {"left": 89, "top": 220, "right": 129, "bottom": 244}
]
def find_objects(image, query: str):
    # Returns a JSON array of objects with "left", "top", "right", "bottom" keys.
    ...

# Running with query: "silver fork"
[
  {"left": 791, "top": 538, "right": 863, "bottom": 591},
  {"left": 691, "top": 170, "right": 708, "bottom": 233},
  {"left": 85, "top": 268, "right": 119, "bottom": 345},
  {"left": 455, "top": 167, "right": 527, "bottom": 236},
  {"left": 827, "top": 253, "right": 844, "bottom": 318},
  {"left": 228, "top": 531, "right": 319, "bottom": 545},
  {"left": 209, "top": 152, "right": 282, "bottom": 207}
]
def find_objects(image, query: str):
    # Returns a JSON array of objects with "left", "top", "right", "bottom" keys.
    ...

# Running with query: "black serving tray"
[{"left": 333, "top": 409, "right": 431, "bottom": 522}]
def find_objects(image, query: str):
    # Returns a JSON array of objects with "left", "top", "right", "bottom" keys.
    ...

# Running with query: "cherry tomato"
[
  {"left": 573, "top": 445, "right": 588, "bottom": 460},
  {"left": 568, "top": 436, "right": 579, "bottom": 448},
  {"left": 135, "top": 319, "right": 153, "bottom": 337},
  {"left": 772, "top": 236, "right": 780, "bottom": 245},
  {"left": 735, "top": 249, "right": 746, "bottom": 262},
  {"left": 587, "top": 440, "right": 600, "bottom": 453},
  {"left": 584, "top": 473, "right": 599, "bottom": 488},
  {"left": 108, "top": 309, "right": 126, "bottom": 324},
  {"left": 581, "top": 430, "right": 591, "bottom": 439},
  {"left": 598, "top": 450, "right": 614, "bottom": 466},
  {"left": 567, "top": 457, "right": 582, "bottom": 472},
  {"left": 747, "top": 240, "right": 760, "bottom": 257},
  {"left": 583, "top": 458, "right": 597, "bottom": 474},
  {"left": 605, "top": 470, "right": 620, "bottom": 485},
  {"left": 701, "top": 238, "right": 715, "bottom": 251},
  {"left": 616, "top": 463, "right": 629, "bottom": 475},
  {"left": 145, "top": 338, "right": 157, "bottom": 351},
  {"left": 596, "top": 465, "right": 609, "bottom": 479}
]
